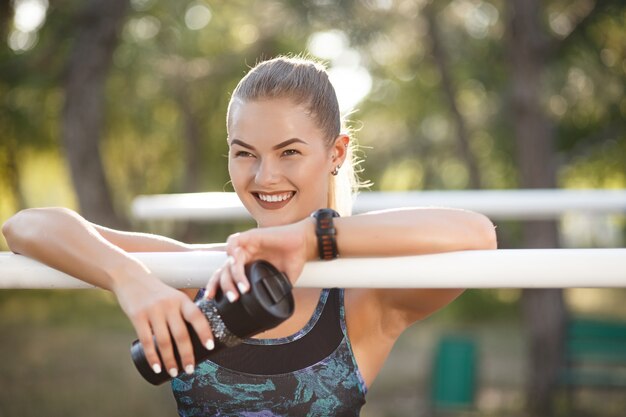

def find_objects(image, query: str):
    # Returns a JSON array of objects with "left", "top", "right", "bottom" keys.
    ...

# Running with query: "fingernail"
[
  {"left": 206, "top": 339, "right": 215, "bottom": 350},
  {"left": 169, "top": 368, "right": 179, "bottom": 378},
  {"left": 226, "top": 291, "right": 237, "bottom": 303},
  {"left": 237, "top": 282, "right": 248, "bottom": 294},
  {"left": 152, "top": 363, "right": 162, "bottom": 374},
  {"left": 185, "top": 364, "right": 194, "bottom": 375},
  {"left": 227, "top": 256, "right": 235, "bottom": 266}
]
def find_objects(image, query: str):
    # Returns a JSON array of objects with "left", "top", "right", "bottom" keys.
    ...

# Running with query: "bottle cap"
[{"left": 216, "top": 260, "right": 294, "bottom": 338}]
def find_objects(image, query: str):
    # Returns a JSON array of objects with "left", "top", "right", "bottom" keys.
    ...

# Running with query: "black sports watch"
[{"left": 310, "top": 208, "right": 340, "bottom": 260}]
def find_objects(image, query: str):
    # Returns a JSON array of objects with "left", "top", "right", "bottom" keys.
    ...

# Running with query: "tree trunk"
[
  {"left": 506, "top": 0, "right": 566, "bottom": 415},
  {"left": 173, "top": 79, "right": 204, "bottom": 242},
  {"left": 4, "top": 137, "right": 27, "bottom": 210},
  {"left": 174, "top": 82, "right": 202, "bottom": 194},
  {"left": 0, "top": 0, "right": 11, "bottom": 42},
  {"left": 424, "top": 3, "right": 482, "bottom": 189},
  {"left": 62, "top": 0, "right": 129, "bottom": 228}
]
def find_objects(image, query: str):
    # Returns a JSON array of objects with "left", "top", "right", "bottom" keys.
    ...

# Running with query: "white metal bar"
[
  {"left": 130, "top": 190, "right": 626, "bottom": 221},
  {"left": 1, "top": 249, "right": 624, "bottom": 289}
]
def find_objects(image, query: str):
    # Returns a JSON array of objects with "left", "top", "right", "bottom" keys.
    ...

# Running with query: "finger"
[
  {"left": 182, "top": 299, "right": 215, "bottom": 352},
  {"left": 230, "top": 248, "right": 250, "bottom": 294},
  {"left": 166, "top": 311, "right": 195, "bottom": 375},
  {"left": 150, "top": 313, "right": 179, "bottom": 378},
  {"left": 132, "top": 315, "right": 163, "bottom": 375},
  {"left": 225, "top": 232, "right": 242, "bottom": 254},
  {"left": 219, "top": 263, "right": 239, "bottom": 303},
  {"left": 205, "top": 268, "right": 221, "bottom": 300}
]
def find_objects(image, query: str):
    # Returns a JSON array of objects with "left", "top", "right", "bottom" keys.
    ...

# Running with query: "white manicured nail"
[
  {"left": 152, "top": 363, "right": 162, "bottom": 374},
  {"left": 169, "top": 368, "right": 178, "bottom": 378},
  {"left": 237, "top": 282, "right": 248, "bottom": 294},
  {"left": 206, "top": 339, "right": 215, "bottom": 350},
  {"left": 226, "top": 291, "right": 237, "bottom": 303},
  {"left": 185, "top": 364, "right": 194, "bottom": 375}
]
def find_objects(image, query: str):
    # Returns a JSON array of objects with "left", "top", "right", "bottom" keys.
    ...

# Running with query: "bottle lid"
[{"left": 216, "top": 260, "right": 294, "bottom": 338}]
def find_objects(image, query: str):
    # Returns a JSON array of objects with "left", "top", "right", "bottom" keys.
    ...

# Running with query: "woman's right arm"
[{"left": 2, "top": 207, "right": 215, "bottom": 378}]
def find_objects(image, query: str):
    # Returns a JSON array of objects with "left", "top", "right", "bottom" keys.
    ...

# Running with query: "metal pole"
[{"left": 1, "top": 249, "right": 624, "bottom": 289}]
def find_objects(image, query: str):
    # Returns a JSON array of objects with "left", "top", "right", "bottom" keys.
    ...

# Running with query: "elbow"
[
  {"left": 2, "top": 210, "right": 29, "bottom": 254},
  {"left": 2, "top": 207, "right": 65, "bottom": 254}
]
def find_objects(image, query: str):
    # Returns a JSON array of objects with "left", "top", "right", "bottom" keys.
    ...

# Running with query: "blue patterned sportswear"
[{"left": 172, "top": 288, "right": 367, "bottom": 416}]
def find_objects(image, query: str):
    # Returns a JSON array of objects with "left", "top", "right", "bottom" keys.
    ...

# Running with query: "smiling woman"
[
  {"left": 227, "top": 98, "right": 348, "bottom": 227},
  {"left": 226, "top": 56, "right": 363, "bottom": 221},
  {"left": 2, "top": 55, "right": 497, "bottom": 416}
]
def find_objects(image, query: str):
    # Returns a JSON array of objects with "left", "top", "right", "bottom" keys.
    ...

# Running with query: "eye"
[
  {"left": 233, "top": 150, "right": 254, "bottom": 158},
  {"left": 282, "top": 149, "right": 301, "bottom": 157}
]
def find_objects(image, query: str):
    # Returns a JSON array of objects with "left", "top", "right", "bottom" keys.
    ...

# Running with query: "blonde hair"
[{"left": 227, "top": 55, "right": 365, "bottom": 216}]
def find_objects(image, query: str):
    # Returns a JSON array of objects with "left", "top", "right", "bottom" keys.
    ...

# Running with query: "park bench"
[{"left": 560, "top": 317, "right": 626, "bottom": 406}]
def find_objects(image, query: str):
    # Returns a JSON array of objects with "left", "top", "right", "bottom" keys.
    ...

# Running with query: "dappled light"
[
  {"left": 8, "top": 0, "right": 48, "bottom": 53},
  {"left": 308, "top": 30, "right": 373, "bottom": 113},
  {"left": 448, "top": 0, "right": 500, "bottom": 39},
  {"left": 126, "top": 16, "right": 161, "bottom": 41},
  {"left": 184, "top": 2, "right": 212, "bottom": 31},
  {"left": 0, "top": 0, "right": 625, "bottom": 416},
  {"left": 13, "top": 0, "right": 47, "bottom": 32}
]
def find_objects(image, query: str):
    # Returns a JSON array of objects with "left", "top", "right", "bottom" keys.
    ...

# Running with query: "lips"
[{"left": 253, "top": 191, "right": 295, "bottom": 210}]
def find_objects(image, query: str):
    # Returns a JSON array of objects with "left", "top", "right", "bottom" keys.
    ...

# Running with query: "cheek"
[
  {"left": 293, "top": 159, "right": 329, "bottom": 196},
  {"left": 288, "top": 158, "right": 326, "bottom": 184},
  {"left": 228, "top": 160, "right": 247, "bottom": 192}
]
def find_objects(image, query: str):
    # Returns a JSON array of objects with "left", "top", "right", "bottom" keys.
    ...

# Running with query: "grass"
[{"left": 0, "top": 290, "right": 176, "bottom": 417}]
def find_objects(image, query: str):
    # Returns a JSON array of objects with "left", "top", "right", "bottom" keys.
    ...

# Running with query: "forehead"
[{"left": 228, "top": 98, "right": 325, "bottom": 144}]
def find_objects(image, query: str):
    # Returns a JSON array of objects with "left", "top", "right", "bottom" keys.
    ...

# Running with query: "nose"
[{"left": 254, "top": 157, "right": 280, "bottom": 186}]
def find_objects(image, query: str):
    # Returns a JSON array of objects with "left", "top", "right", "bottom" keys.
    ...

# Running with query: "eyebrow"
[{"left": 229, "top": 138, "right": 308, "bottom": 151}]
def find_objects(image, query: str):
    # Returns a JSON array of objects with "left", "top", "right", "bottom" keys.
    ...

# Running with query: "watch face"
[{"left": 312, "top": 208, "right": 340, "bottom": 219}]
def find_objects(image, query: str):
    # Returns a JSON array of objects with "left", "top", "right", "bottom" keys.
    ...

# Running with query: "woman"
[{"left": 2, "top": 56, "right": 497, "bottom": 416}]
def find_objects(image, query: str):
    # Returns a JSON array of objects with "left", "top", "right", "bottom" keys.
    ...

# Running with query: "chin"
[
  {"left": 256, "top": 215, "right": 295, "bottom": 228},
  {"left": 254, "top": 210, "right": 307, "bottom": 228}
]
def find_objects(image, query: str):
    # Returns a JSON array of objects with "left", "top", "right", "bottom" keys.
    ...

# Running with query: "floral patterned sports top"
[{"left": 171, "top": 288, "right": 367, "bottom": 416}]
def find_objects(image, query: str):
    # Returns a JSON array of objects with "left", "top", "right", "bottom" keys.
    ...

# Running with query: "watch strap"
[{"left": 311, "top": 209, "right": 340, "bottom": 260}]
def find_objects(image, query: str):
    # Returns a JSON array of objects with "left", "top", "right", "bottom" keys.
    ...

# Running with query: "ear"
[{"left": 330, "top": 134, "right": 350, "bottom": 167}]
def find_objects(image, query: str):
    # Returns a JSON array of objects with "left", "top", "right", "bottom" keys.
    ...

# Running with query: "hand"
[
  {"left": 204, "top": 218, "right": 316, "bottom": 301},
  {"left": 113, "top": 272, "right": 215, "bottom": 378}
]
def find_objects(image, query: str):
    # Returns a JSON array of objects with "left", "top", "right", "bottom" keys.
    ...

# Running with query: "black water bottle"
[{"left": 130, "top": 260, "right": 294, "bottom": 385}]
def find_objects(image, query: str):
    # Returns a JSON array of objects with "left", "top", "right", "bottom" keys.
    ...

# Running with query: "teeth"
[{"left": 258, "top": 192, "right": 293, "bottom": 202}]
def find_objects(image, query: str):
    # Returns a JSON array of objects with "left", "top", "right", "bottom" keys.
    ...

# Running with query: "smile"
[
  {"left": 257, "top": 192, "right": 294, "bottom": 202},
  {"left": 253, "top": 191, "right": 295, "bottom": 209}
]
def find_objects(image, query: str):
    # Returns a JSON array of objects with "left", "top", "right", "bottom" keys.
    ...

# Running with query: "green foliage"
[
  {"left": 0, "top": 0, "right": 624, "bottom": 237},
  {"left": 433, "top": 289, "right": 522, "bottom": 324},
  {"left": 0, "top": 289, "right": 130, "bottom": 330}
]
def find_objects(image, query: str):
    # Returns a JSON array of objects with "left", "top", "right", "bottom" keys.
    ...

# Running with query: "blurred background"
[{"left": 1, "top": 0, "right": 625, "bottom": 416}]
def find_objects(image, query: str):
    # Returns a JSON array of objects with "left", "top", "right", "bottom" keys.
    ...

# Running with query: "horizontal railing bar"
[
  {"left": 131, "top": 189, "right": 626, "bottom": 221},
  {"left": 1, "top": 249, "right": 624, "bottom": 289}
]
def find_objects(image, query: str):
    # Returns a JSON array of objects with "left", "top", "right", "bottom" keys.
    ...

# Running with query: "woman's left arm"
[
  {"left": 205, "top": 207, "right": 497, "bottom": 310},
  {"left": 337, "top": 208, "right": 497, "bottom": 334},
  {"left": 336, "top": 207, "right": 497, "bottom": 257}
]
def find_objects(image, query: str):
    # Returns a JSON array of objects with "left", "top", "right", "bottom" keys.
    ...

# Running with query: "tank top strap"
[{"left": 336, "top": 288, "right": 368, "bottom": 395}]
